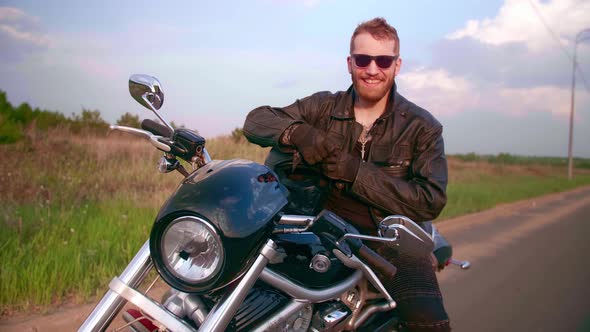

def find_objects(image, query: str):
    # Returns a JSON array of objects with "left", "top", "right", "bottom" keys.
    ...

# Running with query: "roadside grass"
[
  {"left": 0, "top": 200, "right": 156, "bottom": 312},
  {"left": 439, "top": 173, "right": 590, "bottom": 219},
  {"left": 451, "top": 152, "right": 590, "bottom": 169},
  {"left": 1, "top": 131, "right": 590, "bottom": 314}
]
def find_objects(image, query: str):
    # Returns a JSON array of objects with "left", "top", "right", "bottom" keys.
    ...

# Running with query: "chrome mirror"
[
  {"left": 129, "top": 74, "right": 164, "bottom": 110},
  {"left": 128, "top": 74, "right": 174, "bottom": 135},
  {"left": 379, "top": 215, "right": 434, "bottom": 258}
]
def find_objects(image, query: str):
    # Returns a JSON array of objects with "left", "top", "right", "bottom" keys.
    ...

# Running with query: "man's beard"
[{"left": 352, "top": 72, "right": 395, "bottom": 104}]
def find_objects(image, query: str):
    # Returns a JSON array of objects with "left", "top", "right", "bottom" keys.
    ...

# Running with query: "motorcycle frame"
[{"left": 78, "top": 236, "right": 396, "bottom": 332}]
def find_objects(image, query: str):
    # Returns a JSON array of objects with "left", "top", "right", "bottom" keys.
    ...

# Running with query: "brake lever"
[
  {"left": 448, "top": 258, "right": 471, "bottom": 270},
  {"left": 110, "top": 125, "right": 171, "bottom": 152},
  {"left": 336, "top": 232, "right": 399, "bottom": 247}
]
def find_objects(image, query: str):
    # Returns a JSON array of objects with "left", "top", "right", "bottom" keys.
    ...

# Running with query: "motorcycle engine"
[
  {"left": 183, "top": 286, "right": 313, "bottom": 332},
  {"left": 230, "top": 287, "right": 312, "bottom": 332},
  {"left": 274, "top": 304, "right": 313, "bottom": 332}
]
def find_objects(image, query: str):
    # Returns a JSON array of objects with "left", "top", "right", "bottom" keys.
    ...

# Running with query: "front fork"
[
  {"left": 198, "top": 239, "right": 279, "bottom": 332},
  {"left": 78, "top": 239, "right": 279, "bottom": 332},
  {"left": 78, "top": 240, "right": 153, "bottom": 332}
]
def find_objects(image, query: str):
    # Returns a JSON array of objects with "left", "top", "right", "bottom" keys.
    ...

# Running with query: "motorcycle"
[{"left": 78, "top": 74, "right": 470, "bottom": 332}]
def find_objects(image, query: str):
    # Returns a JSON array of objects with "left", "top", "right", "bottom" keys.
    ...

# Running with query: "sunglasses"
[{"left": 351, "top": 54, "right": 399, "bottom": 69}]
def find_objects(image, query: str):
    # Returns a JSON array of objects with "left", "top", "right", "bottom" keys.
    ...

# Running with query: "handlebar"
[
  {"left": 356, "top": 244, "right": 397, "bottom": 279},
  {"left": 142, "top": 119, "right": 173, "bottom": 137},
  {"left": 277, "top": 211, "right": 399, "bottom": 279},
  {"left": 110, "top": 123, "right": 210, "bottom": 170},
  {"left": 109, "top": 125, "right": 171, "bottom": 152}
]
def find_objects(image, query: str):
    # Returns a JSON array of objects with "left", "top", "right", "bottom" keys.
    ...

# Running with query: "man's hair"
[{"left": 350, "top": 17, "right": 400, "bottom": 54}]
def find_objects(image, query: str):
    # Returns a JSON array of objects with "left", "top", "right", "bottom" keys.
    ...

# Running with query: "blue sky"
[{"left": 1, "top": 0, "right": 589, "bottom": 157}]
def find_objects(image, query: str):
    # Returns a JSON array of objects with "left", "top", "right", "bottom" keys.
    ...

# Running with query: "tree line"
[{"left": 0, "top": 90, "right": 141, "bottom": 143}]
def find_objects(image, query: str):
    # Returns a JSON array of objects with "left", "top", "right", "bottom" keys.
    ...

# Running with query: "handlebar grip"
[
  {"left": 356, "top": 245, "right": 397, "bottom": 279},
  {"left": 141, "top": 119, "right": 173, "bottom": 137}
]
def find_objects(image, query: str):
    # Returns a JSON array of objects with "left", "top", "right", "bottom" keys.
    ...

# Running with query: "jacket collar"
[{"left": 331, "top": 82, "right": 399, "bottom": 120}]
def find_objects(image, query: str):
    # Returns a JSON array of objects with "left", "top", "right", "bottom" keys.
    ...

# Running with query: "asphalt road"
[
  {"left": 436, "top": 186, "right": 590, "bottom": 332},
  {"left": 2, "top": 186, "right": 590, "bottom": 331}
]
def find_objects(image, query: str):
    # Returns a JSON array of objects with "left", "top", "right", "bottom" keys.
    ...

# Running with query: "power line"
[{"left": 527, "top": 0, "right": 590, "bottom": 93}]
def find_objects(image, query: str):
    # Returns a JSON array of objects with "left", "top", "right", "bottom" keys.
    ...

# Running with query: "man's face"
[{"left": 347, "top": 32, "right": 401, "bottom": 105}]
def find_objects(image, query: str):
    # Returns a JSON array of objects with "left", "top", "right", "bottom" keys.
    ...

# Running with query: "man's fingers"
[
  {"left": 430, "top": 253, "right": 438, "bottom": 271},
  {"left": 304, "top": 154, "right": 320, "bottom": 165}
]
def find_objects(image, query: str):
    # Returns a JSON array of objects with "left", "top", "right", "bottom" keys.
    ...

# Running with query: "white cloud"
[
  {"left": 497, "top": 85, "right": 590, "bottom": 119},
  {"left": 398, "top": 68, "right": 479, "bottom": 116},
  {"left": 0, "top": 7, "right": 29, "bottom": 21},
  {"left": 398, "top": 66, "right": 589, "bottom": 122},
  {"left": 0, "top": 6, "right": 51, "bottom": 61},
  {"left": 416, "top": 0, "right": 590, "bottom": 123},
  {"left": 446, "top": 0, "right": 590, "bottom": 52},
  {"left": 0, "top": 24, "right": 50, "bottom": 47}
]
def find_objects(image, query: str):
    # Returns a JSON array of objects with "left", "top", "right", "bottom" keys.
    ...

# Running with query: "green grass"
[
  {"left": 439, "top": 173, "right": 590, "bottom": 219},
  {"left": 2, "top": 132, "right": 590, "bottom": 314},
  {"left": 451, "top": 152, "right": 590, "bottom": 169},
  {"left": 0, "top": 199, "right": 157, "bottom": 312}
]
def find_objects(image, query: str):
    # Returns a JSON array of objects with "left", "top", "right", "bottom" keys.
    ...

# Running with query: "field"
[{"left": 1, "top": 131, "right": 590, "bottom": 315}]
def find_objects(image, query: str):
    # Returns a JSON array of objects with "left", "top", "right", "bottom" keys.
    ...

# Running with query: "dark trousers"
[{"left": 369, "top": 243, "right": 451, "bottom": 332}]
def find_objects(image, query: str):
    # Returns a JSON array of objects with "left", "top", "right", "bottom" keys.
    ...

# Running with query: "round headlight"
[{"left": 161, "top": 216, "right": 224, "bottom": 284}]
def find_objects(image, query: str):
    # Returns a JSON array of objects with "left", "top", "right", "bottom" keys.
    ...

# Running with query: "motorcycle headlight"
[{"left": 154, "top": 216, "right": 224, "bottom": 290}]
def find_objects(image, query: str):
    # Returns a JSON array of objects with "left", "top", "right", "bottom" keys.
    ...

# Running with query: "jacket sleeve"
[
  {"left": 350, "top": 125, "right": 448, "bottom": 222},
  {"left": 243, "top": 93, "right": 328, "bottom": 148}
]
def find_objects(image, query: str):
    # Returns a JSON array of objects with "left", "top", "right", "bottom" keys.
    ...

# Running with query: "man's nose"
[{"left": 365, "top": 60, "right": 380, "bottom": 75}]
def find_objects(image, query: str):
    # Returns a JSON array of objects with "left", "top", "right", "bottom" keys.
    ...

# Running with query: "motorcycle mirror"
[
  {"left": 129, "top": 74, "right": 165, "bottom": 111},
  {"left": 129, "top": 74, "right": 175, "bottom": 135},
  {"left": 379, "top": 215, "right": 434, "bottom": 258}
]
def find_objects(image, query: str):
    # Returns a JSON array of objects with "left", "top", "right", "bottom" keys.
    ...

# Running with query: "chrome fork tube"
[
  {"left": 78, "top": 240, "right": 153, "bottom": 332},
  {"left": 198, "top": 239, "right": 278, "bottom": 332}
]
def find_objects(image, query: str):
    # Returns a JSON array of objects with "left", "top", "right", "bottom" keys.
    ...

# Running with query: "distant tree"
[
  {"left": 70, "top": 108, "right": 109, "bottom": 134},
  {"left": 0, "top": 113, "right": 22, "bottom": 143},
  {"left": 81, "top": 109, "right": 107, "bottom": 125},
  {"left": 495, "top": 152, "right": 513, "bottom": 164},
  {"left": 35, "top": 108, "right": 67, "bottom": 130},
  {"left": 12, "top": 102, "right": 34, "bottom": 124},
  {"left": 116, "top": 112, "right": 141, "bottom": 128},
  {"left": 0, "top": 90, "right": 12, "bottom": 115}
]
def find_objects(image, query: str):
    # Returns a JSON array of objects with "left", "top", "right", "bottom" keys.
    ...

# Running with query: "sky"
[{"left": 1, "top": 0, "right": 590, "bottom": 157}]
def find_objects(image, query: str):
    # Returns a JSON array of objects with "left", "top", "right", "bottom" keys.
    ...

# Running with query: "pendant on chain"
[{"left": 358, "top": 124, "right": 372, "bottom": 160}]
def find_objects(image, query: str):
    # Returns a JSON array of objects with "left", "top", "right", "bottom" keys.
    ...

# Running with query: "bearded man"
[{"left": 244, "top": 17, "right": 450, "bottom": 332}]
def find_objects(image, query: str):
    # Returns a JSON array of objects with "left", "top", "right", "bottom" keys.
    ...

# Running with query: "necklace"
[{"left": 358, "top": 123, "right": 373, "bottom": 160}]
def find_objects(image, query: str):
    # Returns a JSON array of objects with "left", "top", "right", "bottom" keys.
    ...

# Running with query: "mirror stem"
[{"left": 142, "top": 94, "right": 175, "bottom": 135}]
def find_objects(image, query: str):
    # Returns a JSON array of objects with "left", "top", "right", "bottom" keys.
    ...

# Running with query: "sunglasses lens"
[
  {"left": 375, "top": 56, "right": 394, "bottom": 68},
  {"left": 354, "top": 55, "right": 372, "bottom": 67},
  {"left": 353, "top": 55, "right": 396, "bottom": 68}
]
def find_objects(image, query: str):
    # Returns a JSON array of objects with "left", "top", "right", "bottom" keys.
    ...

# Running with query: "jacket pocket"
[
  {"left": 380, "top": 159, "right": 410, "bottom": 178},
  {"left": 372, "top": 143, "right": 412, "bottom": 178}
]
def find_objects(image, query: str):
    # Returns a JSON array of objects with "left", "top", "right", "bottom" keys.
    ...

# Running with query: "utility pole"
[{"left": 568, "top": 29, "right": 590, "bottom": 180}]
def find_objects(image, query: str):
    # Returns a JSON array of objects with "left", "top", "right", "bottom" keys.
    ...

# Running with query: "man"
[{"left": 244, "top": 17, "right": 450, "bottom": 331}]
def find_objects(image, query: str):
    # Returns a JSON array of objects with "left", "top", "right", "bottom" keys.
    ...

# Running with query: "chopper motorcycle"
[{"left": 78, "top": 75, "right": 470, "bottom": 332}]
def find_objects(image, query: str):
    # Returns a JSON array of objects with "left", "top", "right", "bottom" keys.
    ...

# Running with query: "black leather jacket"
[{"left": 243, "top": 84, "right": 448, "bottom": 223}]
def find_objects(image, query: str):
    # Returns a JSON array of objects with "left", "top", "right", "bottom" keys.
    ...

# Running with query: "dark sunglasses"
[{"left": 351, "top": 54, "right": 399, "bottom": 69}]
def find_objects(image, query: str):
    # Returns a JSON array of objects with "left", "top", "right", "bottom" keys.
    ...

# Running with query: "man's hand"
[
  {"left": 289, "top": 123, "right": 337, "bottom": 165},
  {"left": 430, "top": 253, "right": 446, "bottom": 272},
  {"left": 322, "top": 150, "right": 361, "bottom": 183}
]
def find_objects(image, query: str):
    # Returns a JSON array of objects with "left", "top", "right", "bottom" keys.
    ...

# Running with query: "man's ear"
[
  {"left": 394, "top": 57, "right": 402, "bottom": 76},
  {"left": 347, "top": 56, "right": 352, "bottom": 74}
]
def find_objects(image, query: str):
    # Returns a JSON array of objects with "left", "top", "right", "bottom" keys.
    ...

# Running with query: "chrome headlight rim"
[{"left": 150, "top": 214, "right": 225, "bottom": 293}]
